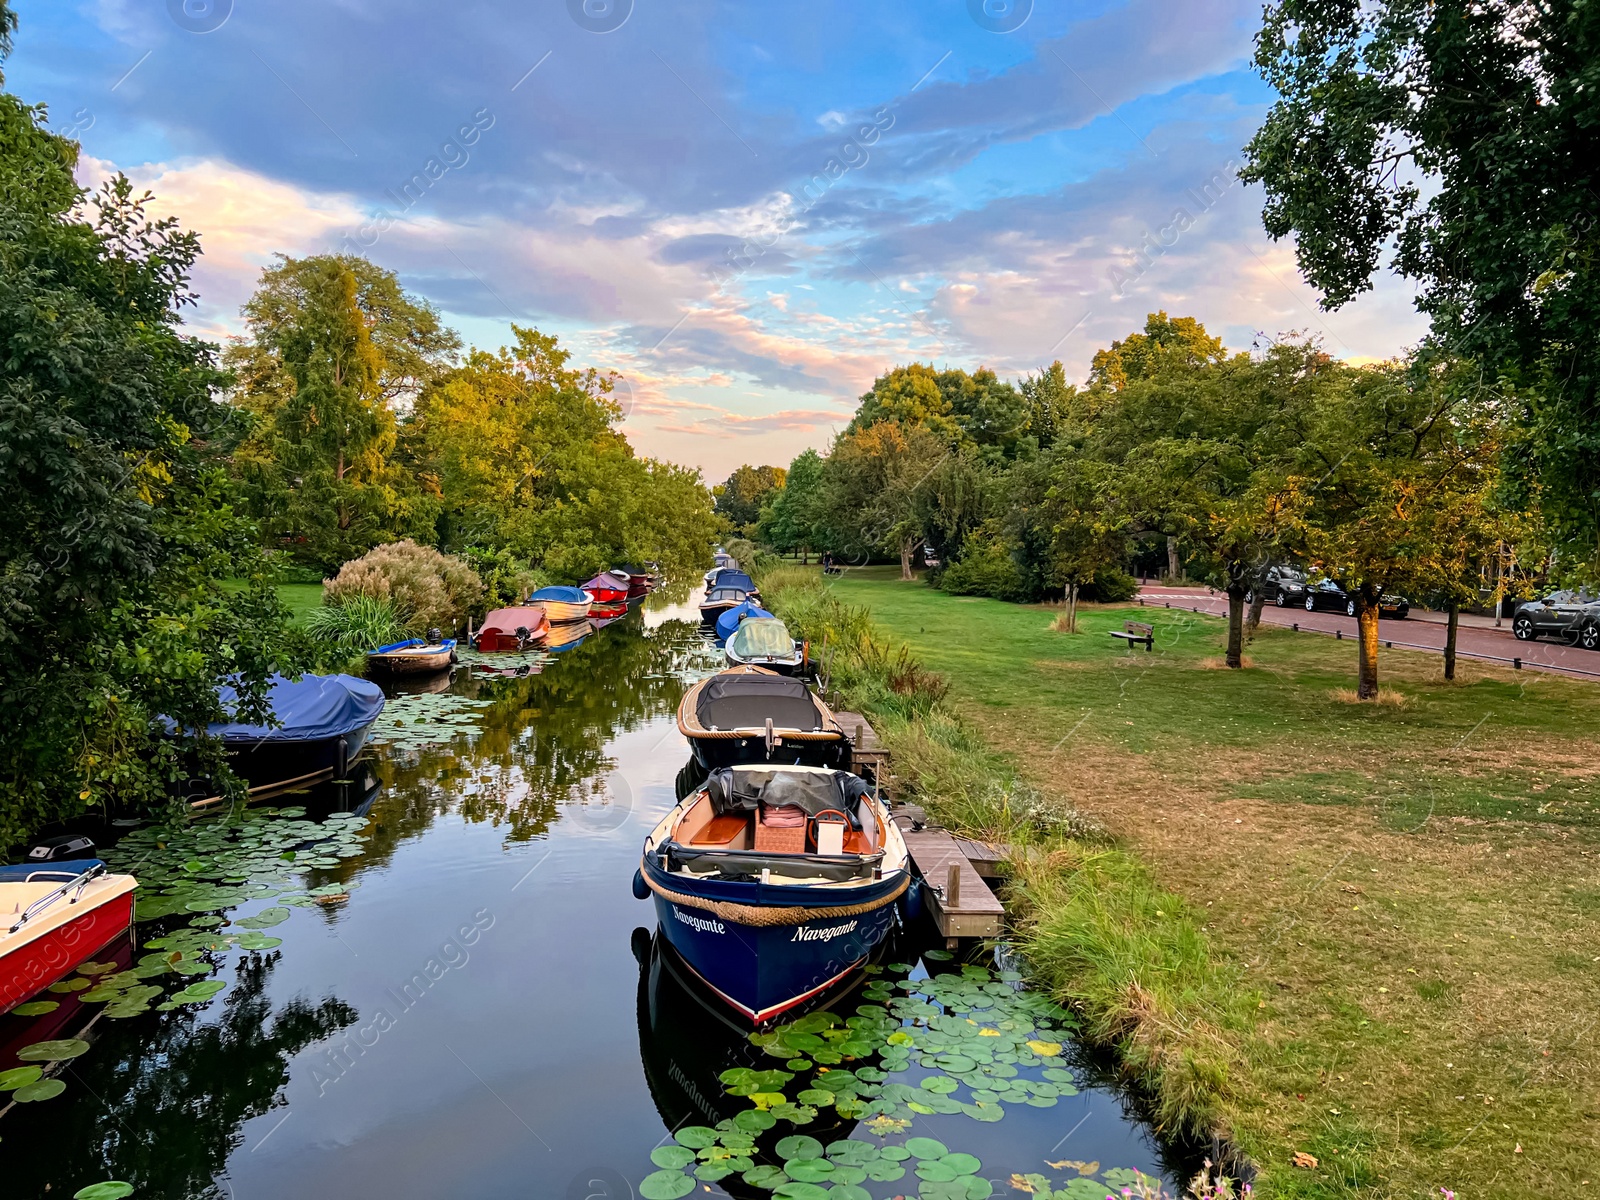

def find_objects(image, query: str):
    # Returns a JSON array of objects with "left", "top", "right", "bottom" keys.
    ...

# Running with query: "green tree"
[
  {"left": 1243, "top": 0, "right": 1600, "bottom": 574},
  {"left": 226, "top": 254, "right": 459, "bottom": 570},
  {"left": 849, "top": 363, "right": 1026, "bottom": 457},
  {"left": 714, "top": 463, "right": 786, "bottom": 532},
  {"left": 1088, "top": 311, "right": 1226, "bottom": 392},
  {"left": 758, "top": 448, "right": 826, "bottom": 559},
  {"left": 825, "top": 421, "right": 948, "bottom": 578},
  {"left": 0, "top": 19, "right": 296, "bottom": 847}
]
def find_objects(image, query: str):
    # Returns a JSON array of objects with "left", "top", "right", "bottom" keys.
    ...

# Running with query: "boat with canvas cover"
[
  {"left": 676, "top": 666, "right": 848, "bottom": 771},
  {"left": 635, "top": 764, "right": 908, "bottom": 1022},
  {"left": 473, "top": 606, "right": 549, "bottom": 651},
  {"left": 365, "top": 632, "right": 457, "bottom": 677},
  {"left": 580, "top": 570, "right": 631, "bottom": 606},
  {"left": 197, "top": 673, "right": 384, "bottom": 795},
  {"left": 529, "top": 585, "right": 592, "bottom": 624},
  {"left": 725, "top": 617, "right": 806, "bottom": 675},
  {"left": 698, "top": 570, "right": 759, "bottom": 622},
  {"left": 713, "top": 599, "right": 771, "bottom": 643},
  {"left": 0, "top": 860, "right": 137, "bottom": 1015},
  {"left": 617, "top": 564, "right": 659, "bottom": 597}
]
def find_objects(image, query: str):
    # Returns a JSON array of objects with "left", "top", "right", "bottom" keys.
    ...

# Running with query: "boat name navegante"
[
  {"left": 791, "top": 919, "right": 857, "bottom": 943},
  {"left": 674, "top": 907, "right": 726, "bottom": 935}
]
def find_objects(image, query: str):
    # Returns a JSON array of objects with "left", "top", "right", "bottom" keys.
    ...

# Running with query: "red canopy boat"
[
  {"left": 0, "top": 861, "right": 137, "bottom": 1015},
  {"left": 581, "top": 570, "right": 632, "bottom": 606},
  {"left": 473, "top": 606, "right": 550, "bottom": 652}
]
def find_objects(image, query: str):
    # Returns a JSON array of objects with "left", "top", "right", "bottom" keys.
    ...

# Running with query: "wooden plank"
[
  {"left": 902, "top": 828, "right": 1005, "bottom": 939},
  {"left": 953, "top": 837, "right": 1009, "bottom": 879},
  {"left": 834, "top": 711, "right": 884, "bottom": 752}
]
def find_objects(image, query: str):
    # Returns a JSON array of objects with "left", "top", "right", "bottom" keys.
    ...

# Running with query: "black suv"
[
  {"left": 1512, "top": 591, "right": 1600, "bottom": 647},
  {"left": 1250, "top": 565, "right": 1308, "bottom": 607}
]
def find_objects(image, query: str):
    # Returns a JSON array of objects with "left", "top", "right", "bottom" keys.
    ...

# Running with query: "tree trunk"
[
  {"left": 1444, "top": 602, "right": 1459, "bottom": 681},
  {"left": 1225, "top": 584, "right": 1247, "bottom": 668},
  {"left": 1166, "top": 536, "right": 1180, "bottom": 581},
  {"left": 1067, "top": 582, "right": 1078, "bottom": 633},
  {"left": 1245, "top": 588, "right": 1266, "bottom": 642},
  {"left": 801, "top": 546, "right": 809, "bottom": 565},
  {"left": 900, "top": 538, "right": 914, "bottom": 581},
  {"left": 1357, "top": 601, "right": 1381, "bottom": 699},
  {"left": 1491, "top": 541, "right": 1504, "bottom": 627}
]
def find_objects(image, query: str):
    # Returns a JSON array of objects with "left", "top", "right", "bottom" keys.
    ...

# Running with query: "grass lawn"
[
  {"left": 220, "top": 580, "right": 323, "bottom": 626},
  {"left": 830, "top": 567, "right": 1600, "bottom": 1198}
]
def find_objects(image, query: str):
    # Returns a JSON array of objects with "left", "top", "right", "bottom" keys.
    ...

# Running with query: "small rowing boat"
[
  {"left": 725, "top": 617, "right": 806, "bottom": 675},
  {"left": 635, "top": 764, "right": 908, "bottom": 1022},
  {"left": 365, "top": 636, "right": 456, "bottom": 677},
  {"left": 676, "top": 667, "right": 848, "bottom": 771},
  {"left": 530, "top": 585, "right": 593, "bottom": 624},
  {"left": 581, "top": 570, "right": 632, "bottom": 606},
  {"left": 0, "top": 860, "right": 137, "bottom": 1015},
  {"left": 473, "top": 606, "right": 550, "bottom": 651}
]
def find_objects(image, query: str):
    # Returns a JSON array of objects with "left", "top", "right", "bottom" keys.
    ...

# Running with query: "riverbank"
[{"left": 762, "top": 564, "right": 1600, "bottom": 1198}]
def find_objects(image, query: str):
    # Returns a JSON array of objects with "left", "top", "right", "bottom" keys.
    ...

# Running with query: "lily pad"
[
  {"left": 12, "top": 1000, "right": 59, "bottom": 1016},
  {"left": 235, "top": 907, "right": 290, "bottom": 929},
  {"left": 47, "top": 977, "right": 91, "bottom": 993},
  {"left": 772, "top": 1184, "right": 829, "bottom": 1200},
  {"left": 775, "top": 1135, "right": 823, "bottom": 1161},
  {"left": 741, "top": 1164, "right": 788, "bottom": 1188},
  {"left": 16, "top": 1039, "right": 89, "bottom": 1062},
  {"left": 650, "top": 1146, "right": 696, "bottom": 1170},
  {"left": 0, "top": 1066, "right": 43, "bottom": 1090},
  {"left": 14, "top": 1077, "right": 66, "bottom": 1102},
  {"left": 905, "top": 1137, "right": 949, "bottom": 1160},
  {"left": 637, "top": 1169, "right": 694, "bottom": 1199},
  {"left": 74, "top": 1185, "right": 134, "bottom": 1200}
]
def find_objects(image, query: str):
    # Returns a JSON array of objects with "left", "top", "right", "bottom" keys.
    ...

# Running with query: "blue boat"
[
  {"left": 528, "top": 585, "right": 593, "bottom": 623},
  {"left": 714, "top": 600, "right": 772, "bottom": 643},
  {"left": 201, "top": 673, "right": 385, "bottom": 795},
  {"left": 365, "top": 636, "right": 457, "bottom": 677},
  {"left": 636, "top": 765, "right": 909, "bottom": 1022}
]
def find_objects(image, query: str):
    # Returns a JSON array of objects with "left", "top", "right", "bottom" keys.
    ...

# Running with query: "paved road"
[{"left": 1135, "top": 586, "right": 1600, "bottom": 679}]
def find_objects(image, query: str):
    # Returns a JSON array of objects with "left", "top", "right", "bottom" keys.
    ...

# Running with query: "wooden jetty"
[{"left": 833, "top": 708, "right": 1007, "bottom": 944}]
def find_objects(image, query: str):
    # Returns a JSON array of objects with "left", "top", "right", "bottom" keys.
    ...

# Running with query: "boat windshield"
[{"left": 728, "top": 619, "right": 794, "bottom": 659}]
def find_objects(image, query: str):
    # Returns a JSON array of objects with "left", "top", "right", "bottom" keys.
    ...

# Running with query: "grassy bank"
[{"left": 760, "top": 564, "right": 1600, "bottom": 1198}]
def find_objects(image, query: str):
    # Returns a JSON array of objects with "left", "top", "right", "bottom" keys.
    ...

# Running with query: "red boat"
[
  {"left": 472, "top": 606, "right": 550, "bottom": 651},
  {"left": 617, "top": 564, "right": 659, "bottom": 598},
  {"left": 0, "top": 861, "right": 138, "bottom": 1015},
  {"left": 581, "top": 570, "right": 632, "bottom": 606}
]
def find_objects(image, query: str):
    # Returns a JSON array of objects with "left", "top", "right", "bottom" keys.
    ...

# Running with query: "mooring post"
[{"left": 946, "top": 862, "right": 960, "bottom": 909}]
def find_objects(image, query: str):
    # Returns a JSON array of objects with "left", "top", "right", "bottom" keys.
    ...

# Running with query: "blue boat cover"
[
  {"left": 208, "top": 674, "right": 384, "bottom": 744},
  {"left": 0, "top": 859, "right": 104, "bottom": 882},
  {"left": 529, "top": 585, "right": 591, "bottom": 604},
  {"left": 711, "top": 569, "right": 755, "bottom": 592},
  {"left": 715, "top": 601, "right": 773, "bottom": 642}
]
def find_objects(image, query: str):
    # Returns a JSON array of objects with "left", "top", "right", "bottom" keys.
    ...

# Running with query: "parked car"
[
  {"left": 1302, "top": 578, "right": 1411, "bottom": 618},
  {"left": 1512, "top": 591, "right": 1600, "bottom": 646},
  {"left": 1249, "top": 565, "right": 1308, "bottom": 607}
]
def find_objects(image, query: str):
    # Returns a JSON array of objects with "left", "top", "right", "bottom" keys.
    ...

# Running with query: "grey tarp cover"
[
  {"left": 704, "top": 766, "right": 868, "bottom": 822},
  {"left": 694, "top": 673, "right": 820, "bottom": 731}
]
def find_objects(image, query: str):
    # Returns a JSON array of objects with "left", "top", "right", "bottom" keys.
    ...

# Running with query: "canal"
[{"left": 0, "top": 595, "right": 1201, "bottom": 1199}]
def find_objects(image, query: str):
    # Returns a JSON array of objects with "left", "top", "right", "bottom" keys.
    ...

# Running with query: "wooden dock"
[
  {"left": 901, "top": 827, "right": 1006, "bottom": 944},
  {"left": 835, "top": 710, "right": 890, "bottom": 782}
]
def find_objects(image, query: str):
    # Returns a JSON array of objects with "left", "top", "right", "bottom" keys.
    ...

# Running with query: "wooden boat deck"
[{"left": 901, "top": 827, "right": 1006, "bottom": 943}]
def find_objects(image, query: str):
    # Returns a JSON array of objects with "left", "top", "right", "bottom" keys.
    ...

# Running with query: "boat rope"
[{"left": 641, "top": 864, "right": 908, "bottom": 927}]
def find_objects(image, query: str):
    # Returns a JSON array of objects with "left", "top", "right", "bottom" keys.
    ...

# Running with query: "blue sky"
[{"left": 7, "top": 0, "right": 1425, "bottom": 478}]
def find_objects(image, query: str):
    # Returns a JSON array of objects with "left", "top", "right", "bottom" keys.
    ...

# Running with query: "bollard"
[
  {"left": 1336, "top": 629, "right": 1342, "bottom": 640},
  {"left": 946, "top": 862, "right": 961, "bottom": 909},
  {"left": 1292, "top": 623, "right": 1299, "bottom": 632},
  {"left": 1514, "top": 657, "right": 1522, "bottom": 669},
  {"left": 1385, "top": 641, "right": 1392, "bottom": 649}
]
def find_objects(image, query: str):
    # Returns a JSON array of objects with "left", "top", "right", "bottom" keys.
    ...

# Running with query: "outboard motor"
[{"left": 426, "top": 626, "right": 442, "bottom": 644}]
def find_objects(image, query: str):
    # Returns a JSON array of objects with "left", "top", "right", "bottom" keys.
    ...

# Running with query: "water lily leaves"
[
  {"left": 924, "top": 948, "right": 953, "bottom": 961},
  {"left": 650, "top": 1146, "right": 696, "bottom": 1170},
  {"left": 772, "top": 1184, "right": 829, "bottom": 1200},
  {"left": 879, "top": 1145, "right": 912, "bottom": 1162},
  {"left": 828, "top": 1185, "right": 872, "bottom": 1200},
  {"left": 733, "top": 1108, "right": 776, "bottom": 1132},
  {"left": 12, "top": 1000, "right": 59, "bottom": 1016},
  {"left": 1057, "top": 1180, "right": 1114, "bottom": 1200},
  {"left": 48, "top": 977, "right": 91, "bottom": 993},
  {"left": 785, "top": 1058, "right": 812, "bottom": 1071},
  {"left": 865, "top": 1159, "right": 907, "bottom": 1182},
  {"left": 783, "top": 1158, "right": 834, "bottom": 1182},
  {"left": 637, "top": 1169, "right": 694, "bottom": 1199},
  {"left": 962, "top": 1100, "right": 1006, "bottom": 1122},
  {"left": 672, "top": 1126, "right": 719, "bottom": 1149},
  {"left": 76, "top": 961, "right": 120, "bottom": 975},
  {"left": 905, "top": 1137, "right": 949, "bottom": 1160},
  {"left": 235, "top": 932, "right": 282, "bottom": 951},
  {"left": 1102, "top": 1168, "right": 1157, "bottom": 1189},
  {"left": 169, "top": 980, "right": 226, "bottom": 1005},
  {"left": 920, "top": 1075, "right": 960, "bottom": 1095},
  {"left": 0, "top": 1066, "right": 43, "bottom": 1090},
  {"left": 14, "top": 1078, "right": 66, "bottom": 1102},
  {"left": 941, "top": 1153, "right": 982, "bottom": 1175},
  {"left": 236, "top": 907, "right": 290, "bottom": 929},
  {"left": 17, "top": 1039, "right": 89, "bottom": 1062},
  {"left": 775, "top": 1135, "right": 823, "bottom": 1161},
  {"left": 741, "top": 1165, "right": 788, "bottom": 1188},
  {"left": 73, "top": 1185, "right": 134, "bottom": 1200}
]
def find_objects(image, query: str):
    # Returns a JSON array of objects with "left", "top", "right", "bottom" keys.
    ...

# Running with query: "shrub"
[
  {"left": 938, "top": 540, "right": 1034, "bottom": 602},
  {"left": 322, "top": 541, "right": 482, "bottom": 631},
  {"left": 723, "top": 536, "right": 759, "bottom": 565},
  {"left": 302, "top": 595, "right": 411, "bottom": 659},
  {"left": 461, "top": 545, "right": 549, "bottom": 610},
  {"left": 1082, "top": 567, "right": 1138, "bottom": 603}
]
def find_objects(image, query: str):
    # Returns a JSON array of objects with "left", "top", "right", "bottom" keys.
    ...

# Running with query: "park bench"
[{"left": 1108, "top": 619, "right": 1154, "bottom": 651}]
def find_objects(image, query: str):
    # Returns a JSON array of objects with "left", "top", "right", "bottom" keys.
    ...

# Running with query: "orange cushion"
[{"left": 690, "top": 814, "right": 748, "bottom": 847}]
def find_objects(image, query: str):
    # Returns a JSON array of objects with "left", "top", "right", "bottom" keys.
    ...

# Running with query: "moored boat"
[
  {"left": 365, "top": 635, "right": 457, "bottom": 677},
  {"left": 635, "top": 764, "right": 908, "bottom": 1022},
  {"left": 580, "top": 570, "right": 631, "bottom": 606},
  {"left": 714, "top": 599, "right": 772, "bottom": 643},
  {"left": 676, "top": 666, "right": 848, "bottom": 771},
  {"left": 545, "top": 617, "right": 595, "bottom": 653},
  {"left": 203, "top": 673, "right": 385, "bottom": 795},
  {"left": 0, "top": 860, "right": 138, "bottom": 1015},
  {"left": 698, "top": 570, "right": 759, "bottom": 623},
  {"left": 617, "top": 563, "right": 659, "bottom": 598},
  {"left": 530, "top": 585, "right": 593, "bottom": 624},
  {"left": 473, "top": 606, "right": 550, "bottom": 651},
  {"left": 725, "top": 617, "right": 806, "bottom": 675}
]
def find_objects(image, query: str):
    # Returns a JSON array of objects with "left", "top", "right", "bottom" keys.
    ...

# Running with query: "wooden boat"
[
  {"left": 0, "top": 860, "right": 137, "bottom": 1015},
  {"left": 714, "top": 599, "right": 771, "bottom": 643},
  {"left": 580, "top": 570, "right": 631, "bottom": 606},
  {"left": 703, "top": 552, "right": 737, "bottom": 585},
  {"left": 617, "top": 564, "right": 658, "bottom": 598},
  {"left": 473, "top": 606, "right": 550, "bottom": 651},
  {"left": 529, "top": 585, "right": 592, "bottom": 624},
  {"left": 725, "top": 617, "right": 806, "bottom": 675},
  {"left": 699, "top": 571, "right": 760, "bottom": 623},
  {"left": 676, "top": 666, "right": 848, "bottom": 771},
  {"left": 635, "top": 764, "right": 909, "bottom": 1022},
  {"left": 201, "top": 673, "right": 384, "bottom": 794},
  {"left": 365, "top": 637, "right": 457, "bottom": 677}
]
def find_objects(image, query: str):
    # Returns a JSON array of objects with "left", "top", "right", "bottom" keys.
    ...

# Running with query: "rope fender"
[{"left": 641, "top": 862, "right": 909, "bottom": 927}]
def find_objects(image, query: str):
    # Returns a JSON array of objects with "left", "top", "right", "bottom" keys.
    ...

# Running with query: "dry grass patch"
[{"left": 1327, "top": 686, "right": 1411, "bottom": 705}]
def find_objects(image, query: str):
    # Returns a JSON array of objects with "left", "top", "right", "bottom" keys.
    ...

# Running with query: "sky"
[{"left": 5, "top": 0, "right": 1427, "bottom": 481}]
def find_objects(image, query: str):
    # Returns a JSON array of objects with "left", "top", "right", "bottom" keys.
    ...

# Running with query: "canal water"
[{"left": 0, "top": 595, "right": 1199, "bottom": 1199}]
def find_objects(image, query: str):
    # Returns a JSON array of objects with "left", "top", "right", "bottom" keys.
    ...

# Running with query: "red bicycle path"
[{"left": 1133, "top": 585, "right": 1600, "bottom": 680}]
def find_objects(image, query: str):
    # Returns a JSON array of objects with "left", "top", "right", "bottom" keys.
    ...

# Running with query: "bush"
[
  {"left": 938, "top": 540, "right": 1034, "bottom": 602},
  {"left": 1082, "top": 567, "right": 1138, "bottom": 603},
  {"left": 322, "top": 541, "right": 482, "bottom": 631},
  {"left": 723, "top": 536, "right": 759, "bottom": 565},
  {"left": 302, "top": 595, "right": 411, "bottom": 659},
  {"left": 461, "top": 545, "right": 549, "bottom": 610}
]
